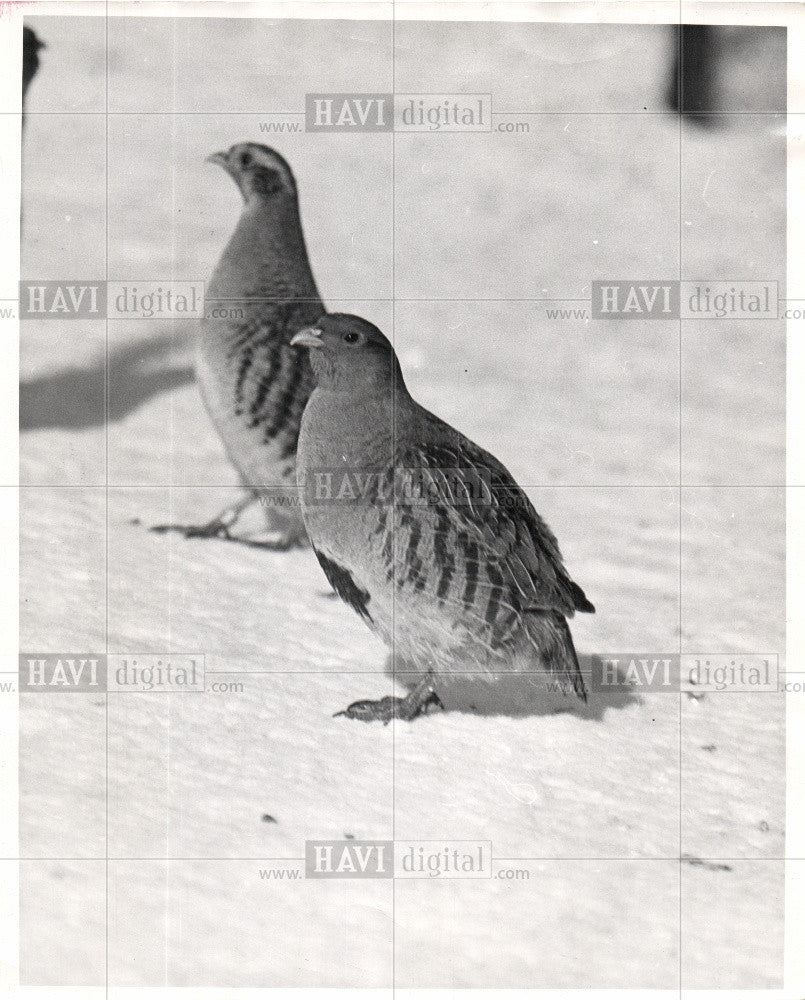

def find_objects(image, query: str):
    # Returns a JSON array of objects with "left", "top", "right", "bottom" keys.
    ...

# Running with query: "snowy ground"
[{"left": 18, "top": 15, "right": 785, "bottom": 989}]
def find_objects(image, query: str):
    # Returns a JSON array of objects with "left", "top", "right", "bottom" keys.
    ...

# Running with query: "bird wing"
[{"left": 388, "top": 425, "right": 593, "bottom": 654}]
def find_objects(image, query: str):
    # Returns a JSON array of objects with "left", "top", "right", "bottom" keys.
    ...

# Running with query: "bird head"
[
  {"left": 206, "top": 143, "right": 297, "bottom": 204},
  {"left": 291, "top": 314, "right": 405, "bottom": 394}
]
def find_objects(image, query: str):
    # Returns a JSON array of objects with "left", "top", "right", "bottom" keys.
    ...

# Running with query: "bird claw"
[
  {"left": 149, "top": 520, "right": 304, "bottom": 550},
  {"left": 187, "top": 521, "right": 234, "bottom": 540},
  {"left": 149, "top": 494, "right": 269, "bottom": 544},
  {"left": 236, "top": 533, "right": 306, "bottom": 552},
  {"left": 334, "top": 685, "right": 443, "bottom": 724},
  {"left": 149, "top": 519, "right": 234, "bottom": 541}
]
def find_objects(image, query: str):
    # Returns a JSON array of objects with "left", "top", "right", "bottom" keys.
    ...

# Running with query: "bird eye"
[
  {"left": 343, "top": 332, "right": 360, "bottom": 345},
  {"left": 239, "top": 151, "right": 253, "bottom": 168}
]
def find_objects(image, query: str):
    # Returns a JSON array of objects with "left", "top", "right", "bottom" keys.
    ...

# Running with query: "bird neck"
[
  {"left": 305, "top": 386, "right": 411, "bottom": 467},
  {"left": 244, "top": 192, "right": 304, "bottom": 236},
  {"left": 310, "top": 352, "right": 409, "bottom": 396},
  {"left": 215, "top": 195, "right": 316, "bottom": 297}
]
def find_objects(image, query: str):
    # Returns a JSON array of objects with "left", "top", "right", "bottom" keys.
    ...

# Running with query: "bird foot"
[
  {"left": 149, "top": 511, "right": 307, "bottom": 552},
  {"left": 235, "top": 532, "right": 306, "bottom": 552},
  {"left": 149, "top": 493, "right": 266, "bottom": 544},
  {"left": 150, "top": 517, "right": 235, "bottom": 541},
  {"left": 149, "top": 520, "right": 304, "bottom": 551},
  {"left": 334, "top": 673, "right": 443, "bottom": 724}
]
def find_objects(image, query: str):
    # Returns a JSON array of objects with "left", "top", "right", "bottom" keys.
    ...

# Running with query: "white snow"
[{"left": 18, "top": 15, "right": 785, "bottom": 990}]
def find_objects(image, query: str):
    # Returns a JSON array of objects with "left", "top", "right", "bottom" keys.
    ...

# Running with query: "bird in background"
[
  {"left": 21, "top": 26, "right": 45, "bottom": 226},
  {"left": 153, "top": 143, "right": 323, "bottom": 548},
  {"left": 291, "top": 314, "right": 595, "bottom": 722},
  {"left": 23, "top": 26, "right": 45, "bottom": 107}
]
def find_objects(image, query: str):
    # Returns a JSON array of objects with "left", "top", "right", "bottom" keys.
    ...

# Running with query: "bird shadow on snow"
[
  {"left": 385, "top": 655, "right": 638, "bottom": 722},
  {"left": 20, "top": 329, "right": 195, "bottom": 430}
]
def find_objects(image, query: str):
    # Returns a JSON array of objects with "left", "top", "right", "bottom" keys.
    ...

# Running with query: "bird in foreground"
[
  {"left": 152, "top": 143, "right": 322, "bottom": 548},
  {"left": 291, "top": 314, "right": 595, "bottom": 722}
]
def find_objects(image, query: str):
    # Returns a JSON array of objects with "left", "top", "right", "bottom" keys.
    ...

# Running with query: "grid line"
[
  {"left": 391, "top": 8, "right": 397, "bottom": 989},
  {"left": 12, "top": 856, "right": 790, "bottom": 862},
  {"left": 677, "top": 13, "right": 684, "bottom": 991},
  {"left": 4, "top": 109, "right": 794, "bottom": 116},
  {"left": 103, "top": 3, "right": 110, "bottom": 996}
]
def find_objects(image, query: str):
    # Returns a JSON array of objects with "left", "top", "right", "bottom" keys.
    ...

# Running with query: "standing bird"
[
  {"left": 152, "top": 143, "right": 322, "bottom": 547},
  {"left": 291, "top": 314, "right": 595, "bottom": 722}
]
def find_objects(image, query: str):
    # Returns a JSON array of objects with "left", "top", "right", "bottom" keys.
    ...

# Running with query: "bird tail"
[
  {"left": 569, "top": 580, "right": 595, "bottom": 614},
  {"left": 523, "top": 611, "right": 588, "bottom": 702}
]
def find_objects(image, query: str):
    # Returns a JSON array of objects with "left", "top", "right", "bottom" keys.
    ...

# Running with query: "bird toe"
[
  {"left": 334, "top": 696, "right": 400, "bottom": 724},
  {"left": 333, "top": 687, "right": 443, "bottom": 724}
]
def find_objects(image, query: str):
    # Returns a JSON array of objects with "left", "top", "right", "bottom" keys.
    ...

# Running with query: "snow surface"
[{"left": 18, "top": 15, "right": 785, "bottom": 989}]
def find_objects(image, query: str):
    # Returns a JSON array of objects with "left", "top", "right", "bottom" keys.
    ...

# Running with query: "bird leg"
[
  {"left": 334, "top": 671, "right": 443, "bottom": 724},
  {"left": 149, "top": 493, "right": 259, "bottom": 542}
]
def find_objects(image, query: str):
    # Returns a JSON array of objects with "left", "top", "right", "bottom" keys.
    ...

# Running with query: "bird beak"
[
  {"left": 206, "top": 151, "right": 229, "bottom": 169},
  {"left": 290, "top": 327, "right": 325, "bottom": 349}
]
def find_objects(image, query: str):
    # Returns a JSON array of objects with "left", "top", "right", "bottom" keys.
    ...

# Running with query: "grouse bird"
[
  {"left": 291, "top": 314, "right": 595, "bottom": 722},
  {"left": 153, "top": 143, "right": 323, "bottom": 547}
]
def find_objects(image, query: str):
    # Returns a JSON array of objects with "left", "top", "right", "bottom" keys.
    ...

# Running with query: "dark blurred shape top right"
[{"left": 667, "top": 24, "right": 786, "bottom": 128}]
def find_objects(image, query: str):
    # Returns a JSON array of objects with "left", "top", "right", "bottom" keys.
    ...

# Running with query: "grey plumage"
[
  {"left": 154, "top": 143, "right": 322, "bottom": 546},
  {"left": 292, "top": 314, "right": 594, "bottom": 721}
]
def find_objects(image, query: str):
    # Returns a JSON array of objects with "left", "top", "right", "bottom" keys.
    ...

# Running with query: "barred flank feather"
[{"left": 295, "top": 314, "right": 595, "bottom": 706}]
